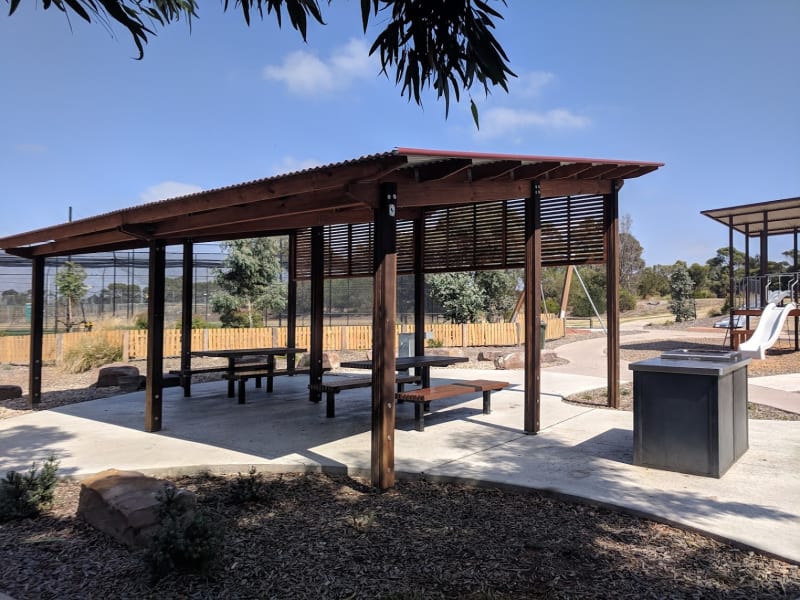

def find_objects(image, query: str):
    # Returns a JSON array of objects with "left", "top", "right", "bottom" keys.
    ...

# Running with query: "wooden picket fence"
[{"left": 0, "top": 316, "right": 565, "bottom": 365}]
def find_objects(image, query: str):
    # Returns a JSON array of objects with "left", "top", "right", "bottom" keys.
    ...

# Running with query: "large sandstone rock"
[
  {"left": 297, "top": 352, "right": 340, "bottom": 370},
  {"left": 0, "top": 385, "right": 22, "bottom": 400},
  {"left": 77, "top": 469, "right": 196, "bottom": 548},
  {"left": 477, "top": 351, "right": 505, "bottom": 362},
  {"left": 96, "top": 365, "right": 140, "bottom": 388},
  {"left": 494, "top": 352, "right": 525, "bottom": 370},
  {"left": 494, "top": 351, "right": 559, "bottom": 369}
]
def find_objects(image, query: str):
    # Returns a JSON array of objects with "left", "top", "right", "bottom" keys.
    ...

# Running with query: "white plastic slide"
[{"left": 738, "top": 302, "right": 796, "bottom": 359}]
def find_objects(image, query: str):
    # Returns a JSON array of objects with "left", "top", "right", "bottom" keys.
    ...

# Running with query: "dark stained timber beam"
[
  {"left": 308, "top": 226, "right": 324, "bottom": 403},
  {"left": 511, "top": 162, "right": 561, "bottom": 180},
  {"left": 543, "top": 163, "right": 596, "bottom": 179},
  {"left": 149, "top": 191, "right": 362, "bottom": 237},
  {"left": 468, "top": 160, "right": 521, "bottom": 182},
  {"left": 180, "top": 240, "right": 193, "bottom": 397},
  {"left": 287, "top": 232, "right": 298, "bottom": 371},
  {"left": 145, "top": 241, "right": 166, "bottom": 432},
  {"left": 371, "top": 182, "right": 398, "bottom": 490},
  {"left": 760, "top": 212, "right": 769, "bottom": 307},
  {"left": 28, "top": 256, "right": 45, "bottom": 408},
  {"left": 604, "top": 184, "right": 621, "bottom": 409},
  {"left": 414, "top": 217, "right": 425, "bottom": 365},
  {"left": 728, "top": 216, "right": 735, "bottom": 349},
  {"left": 413, "top": 158, "right": 472, "bottom": 182},
  {"left": 24, "top": 230, "right": 144, "bottom": 257},
  {"left": 165, "top": 207, "right": 374, "bottom": 241},
  {"left": 394, "top": 179, "right": 612, "bottom": 208},
  {"left": 524, "top": 181, "right": 542, "bottom": 433}
]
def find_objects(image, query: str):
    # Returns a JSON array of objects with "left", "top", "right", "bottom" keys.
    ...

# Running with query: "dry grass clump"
[{"left": 61, "top": 337, "right": 123, "bottom": 373}]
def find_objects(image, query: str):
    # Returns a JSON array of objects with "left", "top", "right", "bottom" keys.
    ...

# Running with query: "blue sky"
[{"left": 1, "top": 1, "right": 798, "bottom": 266}]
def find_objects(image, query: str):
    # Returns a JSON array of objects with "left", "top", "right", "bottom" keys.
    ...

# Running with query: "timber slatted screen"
[
  {"left": 293, "top": 195, "right": 607, "bottom": 278},
  {"left": 423, "top": 199, "right": 526, "bottom": 271},
  {"left": 295, "top": 221, "right": 414, "bottom": 279},
  {"left": 540, "top": 195, "right": 606, "bottom": 265}
]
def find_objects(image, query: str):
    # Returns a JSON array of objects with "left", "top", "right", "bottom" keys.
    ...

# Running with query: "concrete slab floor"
[{"left": 0, "top": 365, "right": 798, "bottom": 564}]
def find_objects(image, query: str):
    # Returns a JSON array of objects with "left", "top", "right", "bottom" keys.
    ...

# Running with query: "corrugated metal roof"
[
  {"left": 702, "top": 196, "right": 800, "bottom": 236},
  {"left": 0, "top": 147, "right": 663, "bottom": 258}
]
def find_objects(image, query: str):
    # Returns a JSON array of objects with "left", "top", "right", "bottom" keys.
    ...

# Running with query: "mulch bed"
[{"left": 1, "top": 472, "right": 798, "bottom": 599}]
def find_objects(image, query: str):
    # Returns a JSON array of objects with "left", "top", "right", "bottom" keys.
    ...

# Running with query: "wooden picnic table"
[
  {"left": 191, "top": 347, "right": 307, "bottom": 398},
  {"left": 339, "top": 355, "right": 469, "bottom": 388}
]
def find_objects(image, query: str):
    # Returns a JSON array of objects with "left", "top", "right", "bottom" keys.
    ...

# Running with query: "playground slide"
[{"left": 738, "top": 302, "right": 796, "bottom": 359}]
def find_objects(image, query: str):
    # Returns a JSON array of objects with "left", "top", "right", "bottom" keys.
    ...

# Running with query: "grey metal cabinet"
[{"left": 629, "top": 350, "right": 750, "bottom": 478}]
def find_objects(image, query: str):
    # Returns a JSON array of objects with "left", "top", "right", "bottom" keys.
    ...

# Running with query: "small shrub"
[
  {"left": 427, "top": 338, "right": 444, "bottom": 348},
  {"left": 133, "top": 312, "right": 148, "bottom": 330},
  {"left": 350, "top": 510, "right": 377, "bottom": 532},
  {"left": 0, "top": 455, "right": 59, "bottom": 522},
  {"left": 173, "top": 315, "right": 215, "bottom": 330},
  {"left": 229, "top": 466, "right": 273, "bottom": 505},
  {"left": 619, "top": 289, "right": 637, "bottom": 312},
  {"left": 62, "top": 337, "right": 123, "bottom": 373},
  {"left": 144, "top": 484, "right": 219, "bottom": 580},
  {"left": 221, "top": 310, "right": 263, "bottom": 328}
]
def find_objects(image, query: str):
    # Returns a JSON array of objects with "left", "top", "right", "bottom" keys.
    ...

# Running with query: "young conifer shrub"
[
  {"left": 0, "top": 455, "right": 59, "bottom": 521},
  {"left": 144, "top": 484, "right": 219, "bottom": 580}
]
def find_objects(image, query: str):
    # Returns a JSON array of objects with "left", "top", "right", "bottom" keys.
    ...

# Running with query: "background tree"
[
  {"left": 637, "top": 265, "right": 671, "bottom": 298},
  {"left": 428, "top": 272, "right": 484, "bottom": 324},
  {"left": 0, "top": 289, "right": 29, "bottom": 306},
  {"left": 705, "top": 246, "right": 753, "bottom": 298},
  {"left": 55, "top": 261, "right": 89, "bottom": 332},
  {"left": 8, "top": 0, "right": 515, "bottom": 123},
  {"left": 619, "top": 214, "right": 645, "bottom": 295},
  {"left": 212, "top": 238, "right": 283, "bottom": 328},
  {"left": 568, "top": 267, "right": 606, "bottom": 318},
  {"left": 688, "top": 263, "right": 710, "bottom": 297},
  {"left": 669, "top": 263, "right": 695, "bottom": 322},
  {"left": 474, "top": 270, "right": 519, "bottom": 322}
]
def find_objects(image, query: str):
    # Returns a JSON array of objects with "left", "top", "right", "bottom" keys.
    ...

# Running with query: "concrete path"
[{"left": 1, "top": 351, "right": 798, "bottom": 565}]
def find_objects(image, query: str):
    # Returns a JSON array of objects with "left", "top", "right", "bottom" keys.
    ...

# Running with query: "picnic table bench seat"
[
  {"left": 396, "top": 379, "right": 509, "bottom": 431},
  {"left": 170, "top": 360, "right": 276, "bottom": 397},
  {"left": 224, "top": 367, "right": 314, "bottom": 403},
  {"left": 310, "top": 374, "right": 422, "bottom": 418}
]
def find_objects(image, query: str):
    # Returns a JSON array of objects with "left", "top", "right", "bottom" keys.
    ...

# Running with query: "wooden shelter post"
[
  {"left": 604, "top": 184, "right": 621, "bottom": 409},
  {"left": 745, "top": 224, "right": 751, "bottom": 331},
  {"left": 728, "top": 217, "right": 735, "bottom": 349},
  {"left": 794, "top": 228, "right": 799, "bottom": 350},
  {"left": 28, "top": 256, "right": 45, "bottom": 408},
  {"left": 145, "top": 241, "right": 166, "bottom": 432},
  {"left": 523, "top": 181, "right": 542, "bottom": 433},
  {"left": 413, "top": 217, "right": 426, "bottom": 363},
  {"left": 371, "top": 182, "right": 398, "bottom": 489},
  {"left": 180, "top": 240, "right": 193, "bottom": 396},
  {"left": 760, "top": 212, "right": 769, "bottom": 307},
  {"left": 287, "top": 232, "right": 298, "bottom": 371},
  {"left": 308, "top": 227, "right": 324, "bottom": 403}
]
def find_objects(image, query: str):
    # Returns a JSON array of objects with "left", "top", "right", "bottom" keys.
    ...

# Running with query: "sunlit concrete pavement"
[{"left": 2, "top": 338, "right": 799, "bottom": 566}]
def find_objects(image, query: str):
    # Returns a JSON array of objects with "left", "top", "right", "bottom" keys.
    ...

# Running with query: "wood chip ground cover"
[{"left": 1, "top": 472, "right": 798, "bottom": 599}]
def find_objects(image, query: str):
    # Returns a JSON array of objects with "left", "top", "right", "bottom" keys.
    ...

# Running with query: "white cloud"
[
  {"left": 15, "top": 143, "right": 47, "bottom": 154},
  {"left": 139, "top": 181, "right": 203, "bottom": 203},
  {"left": 270, "top": 156, "right": 322, "bottom": 176},
  {"left": 517, "top": 71, "right": 556, "bottom": 97},
  {"left": 477, "top": 107, "right": 591, "bottom": 139},
  {"left": 263, "top": 38, "right": 374, "bottom": 95}
]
